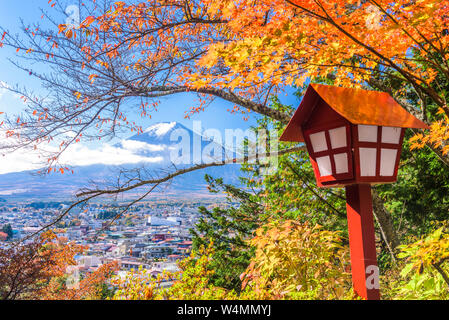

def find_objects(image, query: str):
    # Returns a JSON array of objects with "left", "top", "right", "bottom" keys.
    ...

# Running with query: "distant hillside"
[{"left": 0, "top": 122, "right": 242, "bottom": 201}]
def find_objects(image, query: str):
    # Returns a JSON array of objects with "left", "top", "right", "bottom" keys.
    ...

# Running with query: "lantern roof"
[{"left": 280, "top": 83, "right": 430, "bottom": 142}]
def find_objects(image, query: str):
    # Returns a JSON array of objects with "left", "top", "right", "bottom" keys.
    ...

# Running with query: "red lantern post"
[
  {"left": 345, "top": 184, "right": 379, "bottom": 299},
  {"left": 280, "top": 83, "right": 429, "bottom": 300}
]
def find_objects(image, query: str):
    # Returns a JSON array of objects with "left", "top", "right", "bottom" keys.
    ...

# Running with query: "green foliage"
[
  {"left": 241, "top": 220, "right": 353, "bottom": 300},
  {"left": 112, "top": 221, "right": 353, "bottom": 300},
  {"left": 186, "top": 87, "right": 449, "bottom": 300},
  {"left": 96, "top": 210, "right": 116, "bottom": 220},
  {"left": 27, "top": 202, "right": 66, "bottom": 209},
  {"left": 157, "top": 245, "right": 238, "bottom": 300},
  {"left": 111, "top": 267, "right": 158, "bottom": 300},
  {"left": 398, "top": 225, "right": 449, "bottom": 270},
  {"left": 1, "top": 224, "right": 13, "bottom": 240},
  {"left": 97, "top": 282, "right": 115, "bottom": 300},
  {"left": 242, "top": 95, "right": 348, "bottom": 231},
  {"left": 374, "top": 48, "right": 449, "bottom": 239},
  {"left": 376, "top": 131, "right": 449, "bottom": 237},
  {"left": 111, "top": 244, "right": 238, "bottom": 300},
  {"left": 190, "top": 175, "right": 261, "bottom": 291},
  {"left": 382, "top": 223, "right": 449, "bottom": 299},
  {"left": 124, "top": 217, "right": 135, "bottom": 226},
  {"left": 189, "top": 93, "right": 348, "bottom": 293}
]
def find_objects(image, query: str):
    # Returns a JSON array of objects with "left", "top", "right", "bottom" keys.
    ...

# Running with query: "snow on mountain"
[
  {"left": 119, "top": 121, "right": 228, "bottom": 165},
  {"left": 143, "top": 121, "right": 177, "bottom": 136},
  {"left": 0, "top": 121, "right": 241, "bottom": 200}
]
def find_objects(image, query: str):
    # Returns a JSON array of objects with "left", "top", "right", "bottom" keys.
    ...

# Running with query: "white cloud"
[
  {"left": 120, "top": 139, "right": 166, "bottom": 152},
  {"left": 0, "top": 150, "right": 44, "bottom": 174},
  {"left": 58, "top": 144, "right": 164, "bottom": 167},
  {"left": 0, "top": 134, "right": 165, "bottom": 174},
  {"left": 0, "top": 189, "right": 29, "bottom": 195}
]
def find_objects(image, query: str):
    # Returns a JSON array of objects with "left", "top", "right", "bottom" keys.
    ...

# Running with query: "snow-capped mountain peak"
[
  {"left": 143, "top": 122, "right": 178, "bottom": 136},
  {"left": 0, "top": 121, "right": 241, "bottom": 200}
]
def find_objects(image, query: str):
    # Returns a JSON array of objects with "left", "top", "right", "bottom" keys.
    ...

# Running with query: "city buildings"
[{"left": 0, "top": 200, "right": 212, "bottom": 278}]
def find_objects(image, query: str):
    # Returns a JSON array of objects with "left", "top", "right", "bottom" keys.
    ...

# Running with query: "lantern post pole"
[{"left": 345, "top": 184, "right": 381, "bottom": 300}]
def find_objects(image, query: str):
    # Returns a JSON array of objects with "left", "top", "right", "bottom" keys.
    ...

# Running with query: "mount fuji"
[{"left": 0, "top": 122, "right": 242, "bottom": 201}]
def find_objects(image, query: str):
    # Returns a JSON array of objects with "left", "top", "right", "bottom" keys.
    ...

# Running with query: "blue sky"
[
  {"left": 0, "top": 1, "right": 300, "bottom": 130},
  {"left": 0, "top": 1, "right": 300, "bottom": 174}
]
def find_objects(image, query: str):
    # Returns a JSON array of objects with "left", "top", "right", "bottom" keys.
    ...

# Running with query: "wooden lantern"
[{"left": 280, "top": 83, "right": 429, "bottom": 300}]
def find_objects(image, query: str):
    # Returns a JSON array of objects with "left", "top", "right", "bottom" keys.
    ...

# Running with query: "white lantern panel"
[
  {"left": 316, "top": 156, "right": 332, "bottom": 176},
  {"left": 381, "top": 127, "right": 401, "bottom": 144},
  {"left": 358, "top": 125, "right": 378, "bottom": 142},
  {"left": 329, "top": 126, "right": 347, "bottom": 149},
  {"left": 359, "top": 148, "right": 377, "bottom": 176},
  {"left": 309, "top": 131, "right": 327, "bottom": 153},
  {"left": 380, "top": 148, "right": 398, "bottom": 176},
  {"left": 334, "top": 153, "right": 349, "bottom": 174}
]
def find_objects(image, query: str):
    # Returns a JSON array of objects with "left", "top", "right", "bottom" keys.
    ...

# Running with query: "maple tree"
[
  {"left": 0, "top": 232, "right": 58, "bottom": 300},
  {"left": 0, "top": 0, "right": 446, "bottom": 204},
  {"left": 0, "top": 230, "right": 118, "bottom": 300},
  {"left": 0, "top": 0, "right": 446, "bottom": 186},
  {"left": 65, "top": 0, "right": 449, "bottom": 152}
]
